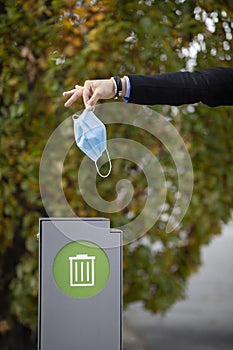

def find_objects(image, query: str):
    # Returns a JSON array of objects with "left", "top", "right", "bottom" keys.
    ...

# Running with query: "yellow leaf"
[{"left": 94, "top": 12, "right": 105, "bottom": 21}]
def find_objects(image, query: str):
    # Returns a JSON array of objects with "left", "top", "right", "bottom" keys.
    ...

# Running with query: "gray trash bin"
[{"left": 38, "top": 218, "right": 122, "bottom": 350}]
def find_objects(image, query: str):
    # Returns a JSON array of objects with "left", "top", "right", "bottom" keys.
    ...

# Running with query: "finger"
[
  {"left": 64, "top": 89, "right": 83, "bottom": 107},
  {"left": 64, "top": 93, "right": 80, "bottom": 107},
  {"left": 83, "top": 81, "right": 93, "bottom": 107},
  {"left": 63, "top": 89, "right": 77, "bottom": 96}
]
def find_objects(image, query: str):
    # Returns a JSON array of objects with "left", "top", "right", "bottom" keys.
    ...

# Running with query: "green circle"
[{"left": 53, "top": 241, "right": 110, "bottom": 298}]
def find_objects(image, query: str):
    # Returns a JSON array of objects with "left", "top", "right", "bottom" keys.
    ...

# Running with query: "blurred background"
[
  {"left": 1, "top": 0, "right": 233, "bottom": 349},
  {"left": 124, "top": 219, "right": 233, "bottom": 350}
]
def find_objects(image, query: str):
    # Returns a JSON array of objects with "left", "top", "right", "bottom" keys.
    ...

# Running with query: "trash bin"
[{"left": 38, "top": 218, "right": 122, "bottom": 350}]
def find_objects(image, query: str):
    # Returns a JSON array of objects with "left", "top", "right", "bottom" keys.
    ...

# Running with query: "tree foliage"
[{"left": 1, "top": 0, "right": 233, "bottom": 347}]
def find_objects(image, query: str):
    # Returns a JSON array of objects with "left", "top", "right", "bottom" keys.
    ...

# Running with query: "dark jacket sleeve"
[{"left": 127, "top": 67, "right": 233, "bottom": 107}]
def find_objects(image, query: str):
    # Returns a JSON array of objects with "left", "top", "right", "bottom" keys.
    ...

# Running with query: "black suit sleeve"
[{"left": 127, "top": 67, "right": 233, "bottom": 107}]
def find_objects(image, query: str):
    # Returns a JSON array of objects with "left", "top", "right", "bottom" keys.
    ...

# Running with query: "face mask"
[{"left": 72, "top": 109, "right": 112, "bottom": 178}]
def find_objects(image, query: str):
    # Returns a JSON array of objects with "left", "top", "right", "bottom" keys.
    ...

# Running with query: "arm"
[
  {"left": 63, "top": 67, "right": 233, "bottom": 108},
  {"left": 128, "top": 67, "right": 233, "bottom": 107}
]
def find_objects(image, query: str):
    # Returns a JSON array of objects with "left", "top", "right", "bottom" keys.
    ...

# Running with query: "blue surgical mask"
[{"left": 72, "top": 109, "right": 112, "bottom": 177}]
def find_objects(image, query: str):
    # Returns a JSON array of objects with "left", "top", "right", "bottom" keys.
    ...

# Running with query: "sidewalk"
[{"left": 123, "top": 220, "right": 233, "bottom": 350}]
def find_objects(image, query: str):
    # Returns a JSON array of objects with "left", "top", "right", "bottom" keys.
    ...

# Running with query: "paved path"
[{"left": 123, "top": 219, "right": 233, "bottom": 350}]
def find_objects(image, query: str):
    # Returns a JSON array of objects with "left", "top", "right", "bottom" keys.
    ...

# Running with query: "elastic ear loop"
[{"left": 95, "top": 149, "right": 112, "bottom": 178}]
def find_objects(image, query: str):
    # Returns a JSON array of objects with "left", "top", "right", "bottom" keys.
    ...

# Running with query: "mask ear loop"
[{"left": 95, "top": 149, "right": 112, "bottom": 178}]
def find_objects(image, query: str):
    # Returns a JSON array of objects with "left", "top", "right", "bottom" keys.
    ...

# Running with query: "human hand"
[{"left": 63, "top": 79, "right": 116, "bottom": 109}]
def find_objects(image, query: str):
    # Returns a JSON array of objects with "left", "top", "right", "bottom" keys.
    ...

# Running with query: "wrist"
[
  {"left": 111, "top": 76, "right": 122, "bottom": 99},
  {"left": 109, "top": 78, "right": 116, "bottom": 98},
  {"left": 110, "top": 76, "right": 127, "bottom": 99},
  {"left": 121, "top": 77, "right": 126, "bottom": 96}
]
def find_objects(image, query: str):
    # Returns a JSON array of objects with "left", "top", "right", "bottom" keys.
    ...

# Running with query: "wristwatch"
[{"left": 111, "top": 76, "right": 122, "bottom": 99}]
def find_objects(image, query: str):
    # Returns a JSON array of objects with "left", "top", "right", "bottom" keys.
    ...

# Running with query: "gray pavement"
[{"left": 123, "top": 219, "right": 233, "bottom": 350}]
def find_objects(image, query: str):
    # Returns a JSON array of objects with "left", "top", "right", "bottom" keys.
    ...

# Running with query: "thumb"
[{"left": 85, "top": 90, "right": 100, "bottom": 109}]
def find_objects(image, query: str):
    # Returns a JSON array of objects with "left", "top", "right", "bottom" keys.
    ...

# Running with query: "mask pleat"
[{"left": 73, "top": 110, "right": 107, "bottom": 162}]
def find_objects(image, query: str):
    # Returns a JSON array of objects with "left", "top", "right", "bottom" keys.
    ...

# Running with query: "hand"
[{"left": 63, "top": 79, "right": 115, "bottom": 109}]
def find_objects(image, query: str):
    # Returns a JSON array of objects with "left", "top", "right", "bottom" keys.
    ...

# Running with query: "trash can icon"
[{"left": 69, "top": 254, "right": 96, "bottom": 287}]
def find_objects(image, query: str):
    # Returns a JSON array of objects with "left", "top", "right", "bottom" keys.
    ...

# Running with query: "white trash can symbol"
[{"left": 69, "top": 254, "right": 96, "bottom": 287}]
